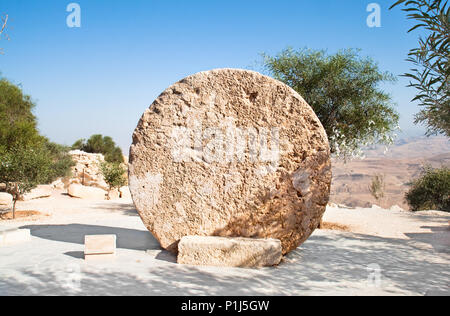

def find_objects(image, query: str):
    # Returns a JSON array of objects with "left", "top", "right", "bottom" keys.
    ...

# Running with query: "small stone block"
[
  {"left": 177, "top": 236, "right": 282, "bottom": 268},
  {"left": 84, "top": 235, "right": 116, "bottom": 255},
  {"left": 0, "top": 227, "right": 31, "bottom": 246}
]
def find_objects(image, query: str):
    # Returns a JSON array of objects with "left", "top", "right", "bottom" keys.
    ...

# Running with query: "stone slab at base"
[
  {"left": 177, "top": 236, "right": 282, "bottom": 268},
  {"left": 84, "top": 235, "right": 116, "bottom": 256},
  {"left": 0, "top": 226, "right": 31, "bottom": 246}
]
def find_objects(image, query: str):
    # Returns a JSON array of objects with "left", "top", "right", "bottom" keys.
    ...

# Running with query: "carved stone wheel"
[{"left": 129, "top": 69, "right": 331, "bottom": 254}]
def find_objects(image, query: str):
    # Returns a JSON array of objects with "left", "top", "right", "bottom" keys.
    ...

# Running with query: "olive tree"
[
  {"left": 72, "top": 134, "right": 124, "bottom": 163},
  {"left": 100, "top": 162, "right": 127, "bottom": 191},
  {"left": 0, "top": 78, "right": 74, "bottom": 218},
  {"left": 390, "top": 0, "right": 449, "bottom": 137},
  {"left": 0, "top": 147, "right": 53, "bottom": 218},
  {"left": 262, "top": 48, "right": 399, "bottom": 159},
  {"left": 0, "top": 14, "right": 8, "bottom": 54}
]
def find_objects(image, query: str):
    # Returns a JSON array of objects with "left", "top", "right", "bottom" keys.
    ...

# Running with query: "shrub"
[
  {"left": 262, "top": 48, "right": 399, "bottom": 159},
  {"left": 390, "top": 0, "right": 449, "bottom": 137},
  {"left": 0, "top": 79, "right": 75, "bottom": 218},
  {"left": 405, "top": 166, "right": 450, "bottom": 212},
  {"left": 43, "top": 141, "right": 74, "bottom": 182},
  {"left": 369, "top": 174, "right": 385, "bottom": 201},
  {"left": 72, "top": 134, "right": 124, "bottom": 163},
  {"left": 0, "top": 146, "right": 54, "bottom": 218},
  {"left": 0, "top": 78, "right": 41, "bottom": 151},
  {"left": 100, "top": 162, "right": 127, "bottom": 190}
]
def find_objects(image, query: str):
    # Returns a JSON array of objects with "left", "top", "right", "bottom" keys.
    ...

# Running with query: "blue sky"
[{"left": 0, "top": 0, "right": 426, "bottom": 152}]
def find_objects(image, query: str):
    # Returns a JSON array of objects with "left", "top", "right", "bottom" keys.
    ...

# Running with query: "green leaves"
[
  {"left": 262, "top": 48, "right": 399, "bottom": 159},
  {"left": 390, "top": 0, "right": 449, "bottom": 137},
  {"left": 0, "top": 146, "right": 52, "bottom": 199},
  {"left": 0, "top": 78, "right": 75, "bottom": 200},
  {"left": 405, "top": 166, "right": 450, "bottom": 212},
  {"left": 72, "top": 134, "right": 124, "bottom": 163},
  {"left": 100, "top": 162, "right": 127, "bottom": 190}
]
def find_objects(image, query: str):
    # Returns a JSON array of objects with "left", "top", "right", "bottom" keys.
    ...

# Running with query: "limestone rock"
[
  {"left": 129, "top": 69, "right": 332, "bottom": 254},
  {"left": 50, "top": 179, "right": 65, "bottom": 190},
  {"left": 390, "top": 205, "right": 405, "bottom": 212},
  {"left": 178, "top": 236, "right": 282, "bottom": 267},
  {"left": 0, "top": 192, "right": 12, "bottom": 206},
  {"left": 68, "top": 184, "right": 107, "bottom": 200},
  {"left": 84, "top": 235, "right": 116, "bottom": 255},
  {"left": 66, "top": 150, "right": 109, "bottom": 191},
  {"left": 20, "top": 185, "right": 53, "bottom": 201}
]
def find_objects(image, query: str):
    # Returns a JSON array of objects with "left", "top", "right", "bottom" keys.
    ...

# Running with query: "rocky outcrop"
[
  {"left": 0, "top": 192, "right": 12, "bottom": 208},
  {"left": 50, "top": 179, "right": 65, "bottom": 190},
  {"left": 177, "top": 236, "right": 282, "bottom": 267},
  {"left": 65, "top": 150, "right": 109, "bottom": 191},
  {"left": 129, "top": 69, "right": 332, "bottom": 255},
  {"left": 20, "top": 185, "right": 53, "bottom": 201},
  {"left": 68, "top": 184, "right": 107, "bottom": 200}
]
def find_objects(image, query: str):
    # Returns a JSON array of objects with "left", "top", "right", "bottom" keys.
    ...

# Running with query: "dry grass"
[
  {"left": 0, "top": 210, "right": 47, "bottom": 221},
  {"left": 320, "top": 222, "right": 351, "bottom": 232}
]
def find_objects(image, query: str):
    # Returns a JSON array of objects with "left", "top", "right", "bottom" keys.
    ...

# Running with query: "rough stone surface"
[
  {"left": 50, "top": 179, "right": 65, "bottom": 190},
  {"left": 84, "top": 235, "right": 116, "bottom": 255},
  {"left": 129, "top": 68, "right": 332, "bottom": 254},
  {"left": 68, "top": 184, "right": 107, "bottom": 200},
  {"left": 64, "top": 150, "right": 109, "bottom": 191},
  {"left": 178, "top": 236, "right": 282, "bottom": 267},
  {"left": 20, "top": 185, "right": 52, "bottom": 201},
  {"left": 0, "top": 192, "right": 13, "bottom": 206}
]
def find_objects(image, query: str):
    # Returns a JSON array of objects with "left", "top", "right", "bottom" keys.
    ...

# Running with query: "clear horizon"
[{"left": 0, "top": 0, "right": 434, "bottom": 152}]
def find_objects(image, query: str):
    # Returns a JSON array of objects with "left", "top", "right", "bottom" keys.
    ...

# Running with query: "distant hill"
[
  {"left": 330, "top": 136, "right": 450, "bottom": 210},
  {"left": 363, "top": 136, "right": 450, "bottom": 159}
]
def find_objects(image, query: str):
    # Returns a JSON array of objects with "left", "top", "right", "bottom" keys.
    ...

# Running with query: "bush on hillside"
[
  {"left": 405, "top": 166, "right": 450, "bottom": 212},
  {"left": 100, "top": 162, "right": 127, "bottom": 191},
  {"left": 72, "top": 134, "right": 124, "bottom": 163},
  {"left": 369, "top": 174, "right": 385, "bottom": 201},
  {"left": 0, "top": 78, "right": 75, "bottom": 218},
  {"left": 0, "top": 146, "right": 63, "bottom": 218}
]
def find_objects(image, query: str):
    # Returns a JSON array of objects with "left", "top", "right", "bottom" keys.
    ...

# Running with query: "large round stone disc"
[{"left": 129, "top": 69, "right": 331, "bottom": 254}]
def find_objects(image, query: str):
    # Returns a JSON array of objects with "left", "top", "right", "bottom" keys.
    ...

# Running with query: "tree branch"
[{"left": 0, "top": 14, "right": 7, "bottom": 37}]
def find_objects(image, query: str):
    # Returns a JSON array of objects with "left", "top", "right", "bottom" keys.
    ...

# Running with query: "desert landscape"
[{"left": 331, "top": 136, "right": 450, "bottom": 209}]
